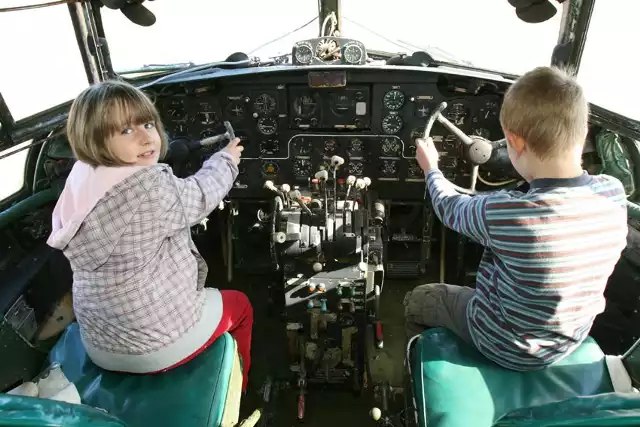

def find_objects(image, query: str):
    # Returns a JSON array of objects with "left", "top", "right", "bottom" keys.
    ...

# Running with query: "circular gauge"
[
  {"left": 253, "top": 94, "right": 276, "bottom": 115},
  {"left": 383, "top": 90, "right": 405, "bottom": 110},
  {"left": 382, "top": 114, "right": 403, "bottom": 134},
  {"left": 166, "top": 100, "right": 186, "bottom": 121},
  {"left": 348, "top": 138, "right": 364, "bottom": 155},
  {"left": 316, "top": 39, "right": 340, "bottom": 61},
  {"left": 380, "top": 160, "right": 398, "bottom": 176},
  {"left": 293, "top": 95, "right": 318, "bottom": 118},
  {"left": 257, "top": 117, "right": 277, "bottom": 135},
  {"left": 260, "top": 140, "right": 279, "bottom": 156},
  {"left": 226, "top": 102, "right": 245, "bottom": 117},
  {"left": 293, "top": 159, "right": 312, "bottom": 177},
  {"left": 331, "top": 93, "right": 353, "bottom": 115},
  {"left": 196, "top": 111, "right": 218, "bottom": 125},
  {"left": 446, "top": 102, "right": 468, "bottom": 126},
  {"left": 480, "top": 100, "right": 499, "bottom": 119},
  {"left": 343, "top": 44, "right": 363, "bottom": 64},
  {"left": 381, "top": 138, "right": 401, "bottom": 156},
  {"left": 293, "top": 137, "right": 312, "bottom": 155},
  {"left": 408, "top": 161, "right": 422, "bottom": 177},
  {"left": 324, "top": 139, "right": 338, "bottom": 155},
  {"left": 348, "top": 161, "right": 364, "bottom": 175},
  {"left": 294, "top": 42, "right": 313, "bottom": 64},
  {"left": 262, "top": 161, "right": 279, "bottom": 176}
]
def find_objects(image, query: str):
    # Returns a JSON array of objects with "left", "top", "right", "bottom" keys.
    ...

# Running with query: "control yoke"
[
  {"left": 424, "top": 101, "right": 499, "bottom": 195},
  {"left": 200, "top": 121, "right": 236, "bottom": 147},
  {"left": 167, "top": 121, "right": 237, "bottom": 163}
]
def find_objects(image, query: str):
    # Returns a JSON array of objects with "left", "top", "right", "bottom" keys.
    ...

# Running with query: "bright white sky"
[{"left": 0, "top": 0, "right": 638, "bottom": 200}]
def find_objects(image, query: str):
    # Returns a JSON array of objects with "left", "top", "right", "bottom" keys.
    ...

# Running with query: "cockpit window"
[
  {"left": 0, "top": 3, "right": 88, "bottom": 121},
  {"left": 340, "top": 0, "right": 562, "bottom": 75},
  {"left": 102, "top": 1, "right": 561, "bottom": 76},
  {"left": 101, "top": 1, "right": 320, "bottom": 72},
  {"left": 578, "top": 1, "right": 639, "bottom": 121},
  {"left": 0, "top": 142, "right": 30, "bottom": 202}
]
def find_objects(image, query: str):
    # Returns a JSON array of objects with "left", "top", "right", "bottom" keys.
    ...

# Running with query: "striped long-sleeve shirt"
[{"left": 426, "top": 168, "right": 628, "bottom": 370}]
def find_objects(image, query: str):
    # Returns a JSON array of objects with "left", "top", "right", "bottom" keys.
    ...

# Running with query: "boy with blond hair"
[{"left": 405, "top": 66, "right": 628, "bottom": 370}]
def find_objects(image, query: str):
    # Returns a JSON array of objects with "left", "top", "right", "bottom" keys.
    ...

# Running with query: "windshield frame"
[{"left": 0, "top": 0, "right": 637, "bottom": 153}]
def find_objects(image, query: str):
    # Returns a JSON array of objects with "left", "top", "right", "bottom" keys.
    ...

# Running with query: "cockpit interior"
[{"left": 1, "top": 1, "right": 640, "bottom": 427}]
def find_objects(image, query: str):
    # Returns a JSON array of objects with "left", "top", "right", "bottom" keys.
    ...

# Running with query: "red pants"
[{"left": 158, "top": 290, "right": 253, "bottom": 391}]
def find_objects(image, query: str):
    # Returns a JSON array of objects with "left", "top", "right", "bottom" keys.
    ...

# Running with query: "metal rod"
[{"left": 436, "top": 114, "right": 473, "bottom": 146}]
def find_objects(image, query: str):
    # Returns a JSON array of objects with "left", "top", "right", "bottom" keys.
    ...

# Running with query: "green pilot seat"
[
  {"left": 409, "top": 328, "right": 640, "bottom": 427},
  {"left": 0, "top": 323, "right": 242, "bottom": 427}
]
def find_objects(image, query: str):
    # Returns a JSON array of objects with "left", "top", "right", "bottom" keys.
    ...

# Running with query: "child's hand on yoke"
[
  {"left": 223, "top": 138, "right": 244, "bottom": 166},
  {"left": 415, "top": 137, "right": 439, "bottom": 173}
]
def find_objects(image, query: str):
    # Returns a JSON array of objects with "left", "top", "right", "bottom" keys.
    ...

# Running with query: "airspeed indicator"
[{"left": 382, "top": 114, "right": 403, "bottom": 134}]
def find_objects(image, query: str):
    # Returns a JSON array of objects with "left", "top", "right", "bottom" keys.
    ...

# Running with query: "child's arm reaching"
[
  {"left": 157, "top": 139, "right": 242, "bottom": 231},
  {"left": 416, "top": 137, "right": 494, "bottom": 246},
  {"left": 425, "top": 169, "right": 492, "bottom": 246}
]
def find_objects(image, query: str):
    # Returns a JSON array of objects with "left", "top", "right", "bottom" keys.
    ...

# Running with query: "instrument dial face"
[
  {"left": 260, "top": 140, "right": 279, "bottom": 156},
  {"left": 261, "top": 161, "right": 279, "bottom": 176},
  {"left": 293, "top": 138, "right": 312, "bottom": 155},
  {"left": 294, "top": 43, "right": 313, "bottom": 64},
  {"left": 343, "top": 44, "right": 363, "bottom": 64},
  {"left": 253, "top": 94, "right": 276, "bottom": 115},
  {"left": 348, "top": 161, "right": 364, "bottom": 175},
  {"left": 446, "top": 102, "right": 468, "bottom": 126},
  {"left": 380, "top": 160, "right": 398, "bottom": 176},
  {"left": 383, "top": 90, "right": 405, "bottom": 110},
  {"left": 293, "top": 95, "right": 318, "bottom": 118},
  {"left": 408, "top": 161, "right": 422, "bottom": 177},
  {"left": 382, "top": 114, "right": 403, "bottom": 134},
  {"left": 257, "top": 117, "right": 277, "bottom": 135},
  {"left": 324, "top": 139, "right": 338, "bottom": 155},
  {"left": 293, "top": 159, "right": 312, "bottom": 177},
  {"left": 348, "top": 138, "right": 364, "bottom": 155},
  {"left": 381, "top": 138, "right": 401, "bottom": 156},
  {"left": 226, "top": 102, "right": 245, "bottom": 117}
]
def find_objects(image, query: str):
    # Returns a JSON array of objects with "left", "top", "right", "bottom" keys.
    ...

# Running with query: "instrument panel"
[{"left": 153, "top": 68, "right": 509, "bottom": 200}]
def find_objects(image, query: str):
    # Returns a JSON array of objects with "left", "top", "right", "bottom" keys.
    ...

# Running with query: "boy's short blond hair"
[
  {"left": 499, "top": 66, "right": 589, "bottom": 161},
  {"left": 66, "top": 80, "right": 168, "bottom": 167}
]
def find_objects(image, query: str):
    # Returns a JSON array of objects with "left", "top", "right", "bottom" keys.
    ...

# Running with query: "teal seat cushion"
[
  {"left": 410, "top": 328, "right": 614, "bottom": 427},
  {"left": 48, "top": 323, "right": 237, "bottom": 427},
  {"left": 494, "top": 393, "right": 640, "bottom": 427},
  {"left": 0, "top": 394, "right": 126, "bottom": 427}
]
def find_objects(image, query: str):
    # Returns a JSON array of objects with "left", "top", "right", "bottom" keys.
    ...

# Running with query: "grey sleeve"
[{"left": 158, "top": 150, "right": 238, "bottom": 231}]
